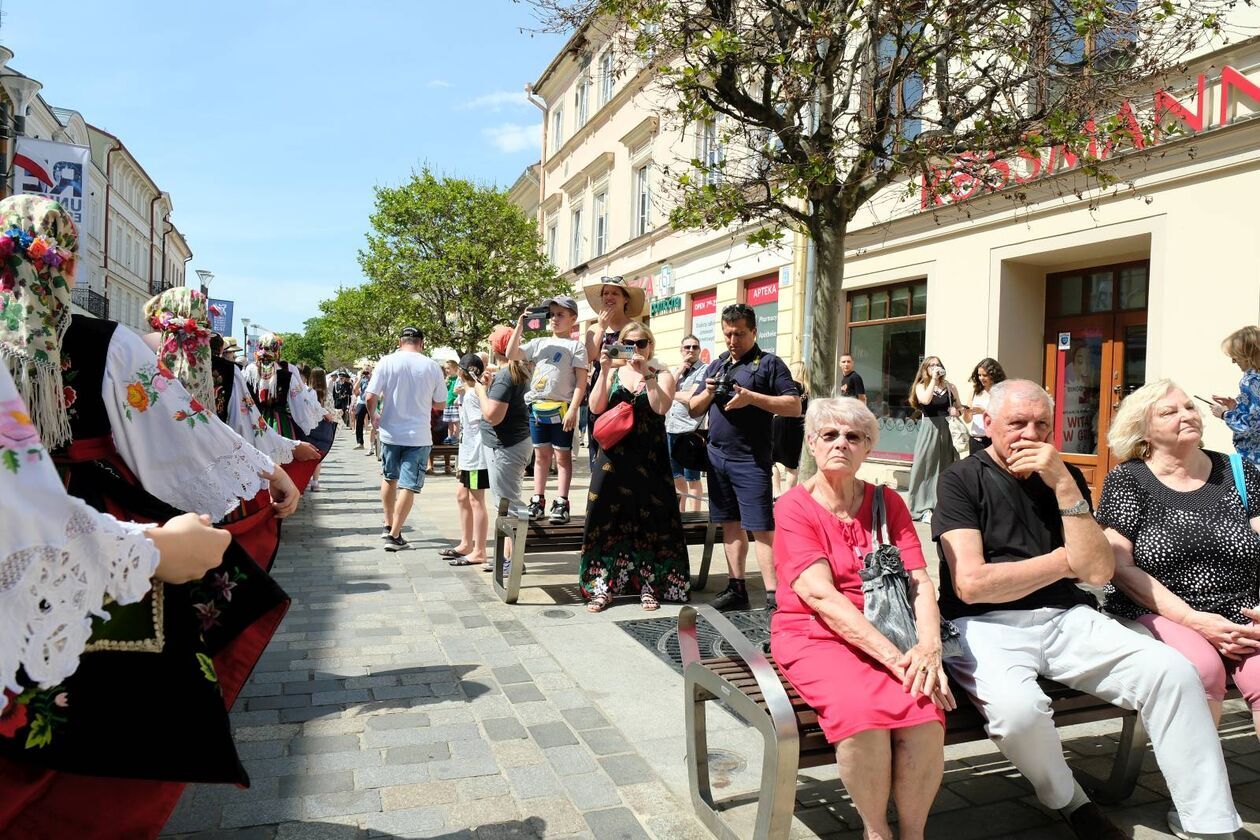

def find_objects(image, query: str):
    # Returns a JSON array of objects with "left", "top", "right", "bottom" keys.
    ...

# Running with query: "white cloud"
[
  {"left": 456, "top": 90, "right": 530, "bottom": 113},
  {"left": 426, "top": 79, "right": 452, "bottom": 89},
  {"left": 482, "top": 122, "right": 542, "bottom": 154}
]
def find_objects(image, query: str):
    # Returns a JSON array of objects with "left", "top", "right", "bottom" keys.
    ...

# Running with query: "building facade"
[{"left": 529, "top": 24, "right": 807, "bottom": 371}]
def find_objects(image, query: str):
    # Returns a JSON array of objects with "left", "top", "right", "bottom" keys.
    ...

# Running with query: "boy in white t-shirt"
[{"left": 506, "top": 295, "right": 588, "bottom": 524}]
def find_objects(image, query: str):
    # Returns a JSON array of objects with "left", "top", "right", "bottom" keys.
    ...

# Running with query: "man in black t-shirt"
[
  {"left": 838, "top": 353, "right": 865, "bottom": 403},
  {"left": 933, "top": 380, "right": 1239, "bottom": 840}
]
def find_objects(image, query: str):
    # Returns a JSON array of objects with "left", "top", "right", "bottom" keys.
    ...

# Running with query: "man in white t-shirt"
[
  {"left": 366, "top": 326, "right": 448, "bottom": 551},
  {"left": 507, "top": 295, "right": 588, "bottom": 525}
]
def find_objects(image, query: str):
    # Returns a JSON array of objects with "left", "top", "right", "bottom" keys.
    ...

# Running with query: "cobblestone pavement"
[{"left": 163, "top": 437, "right": 1260, "bottom": 839}]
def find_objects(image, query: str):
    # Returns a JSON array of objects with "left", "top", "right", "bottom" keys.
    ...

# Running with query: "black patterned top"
[{"left": 1097, "top": 450, "right": 1260, "bottom": 623}]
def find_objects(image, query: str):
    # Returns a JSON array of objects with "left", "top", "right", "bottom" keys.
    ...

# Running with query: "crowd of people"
[{"left": 0, "top": 196, "right": 336, "bottom": 837}]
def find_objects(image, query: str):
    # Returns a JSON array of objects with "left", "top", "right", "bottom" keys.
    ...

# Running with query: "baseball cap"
[
  {"left": 458, "top": 353, "right": 485, "bottom": 378},
  {"left": 400, "top": 326, "right": 422, "bottom": 340},
  {"left": 543, "top": 294, "right": 579, "bottom": 315}
]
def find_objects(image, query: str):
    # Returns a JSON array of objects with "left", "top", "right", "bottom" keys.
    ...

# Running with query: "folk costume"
[
  {"left": 0, "top": 196, "right": 289, "bottom": 839},
  {"left": 243, "top": 333, "right": 321, "bottom": 440}
]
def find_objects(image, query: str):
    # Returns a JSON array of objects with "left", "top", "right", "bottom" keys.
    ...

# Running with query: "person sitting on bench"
[{"left": 933, "top": 380, "right": 1240, "bottom": 840}]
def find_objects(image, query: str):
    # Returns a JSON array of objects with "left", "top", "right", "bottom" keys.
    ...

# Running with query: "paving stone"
[
  {"left": 365, "top": 712, "right": 432, "bottom": 730},
  {"left": 429, "top": 754, "right": 502, "bottom": 780},
  {"left": 275, "top": 822, "right": 362, "bottom": 839},
  {"left": 354, "top": 763, "right": 431, "bottom": 789},
  {"left": 290, "top": 734, "right": 362, "bottom": 755},
  {"left": 359, "top": 805, "right": 447, "bottom": 836},
  {"left": 379, "top": 780, "right": 458, "bottom": 811},
  {"left": 219, "top": 798, "right": 304, "bottom": 829},
  {"left": 527, "top": 721, "right": 579, "bottom": 749},
  {"left": 303, "top": 789, "right": 383, "bottom": 820},
  {"left": 455, "top": 774, "right": 512, "bottom": 801},
  {"left": 278, "top": 770, "right": 355, "bottom": 797},
  {"left": 385, "top": 743, "right": 451, "bottom": 764},
  {"left": 505, "top": 763, "right": 563, "bottom": 799},
  {"left": 560, "top": 707, "right": 611, "bottom": 731},
  {"left": 599, "top": 754, "right": 655, "bottom": 786},
  {"left": 579, "top": 727, "right": 632, "bottom": 756},
  {"left": 561, "top": 772, "right": 622, "bottom": 810},
  {"left": 582, "top": 806, "right": 650, "bottom": 839},
  {"left": 544, "top": 744, "right": 598, "bottom": 776},
  {"left": 492, "top": 664, "right": 532, "bottom": 685},
  {"left": 502, "top": 683, "right": 546, "bottom": 704},
  {"left": 616, "top": 781, "right": 682, "bottom": 817},
  {"left": 445, "top": 795, "right": 522, "bottom": 829},
  {"left": 510, "top": 795, "right": 587, "bottom": 834},
  {"left": 482, "top": 716, "right": 528, "bottom": 742}
]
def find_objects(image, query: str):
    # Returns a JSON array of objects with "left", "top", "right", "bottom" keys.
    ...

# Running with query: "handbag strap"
[
  {"left": 869, "top": 483, "right": 890, "bottom": 547},
  {"left": 1231, "top": 452, "right": 1248, "bottom": 510}
]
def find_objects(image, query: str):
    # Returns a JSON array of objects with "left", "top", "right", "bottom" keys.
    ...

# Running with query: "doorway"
[{"left": 1043, "top": 261, "right": 1149, "bottom": 498}]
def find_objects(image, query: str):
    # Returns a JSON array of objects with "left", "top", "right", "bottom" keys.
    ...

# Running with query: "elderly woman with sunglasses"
[{"left": 771, "top": 397, "right": 953, "bottom": 840}]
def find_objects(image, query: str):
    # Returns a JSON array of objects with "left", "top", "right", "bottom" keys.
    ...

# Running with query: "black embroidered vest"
[{"left": 211, "top": 354, "right": 237, "bottom": 423}]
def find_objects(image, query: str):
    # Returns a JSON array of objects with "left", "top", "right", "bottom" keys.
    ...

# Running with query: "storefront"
[{"left": 840, "top": 38, "right": 1260, "bottom": 494}]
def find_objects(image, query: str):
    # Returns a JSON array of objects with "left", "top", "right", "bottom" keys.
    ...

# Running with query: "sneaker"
[
  {"left": 711, "top": 586, "right": 750, "bottom": 612},
  {"left": 354, "top": 443, "right": 364, "bottom": 450},
  {"left": 527, "top": 494, "right": 546, "bottom": 521},
  {"left": 383, "top": 535, "right": 408, "bottom": 552},
  {"left": 1064, "top": 803, "right": 1126, "bottom": 840},
  {"left": 442, "top": 436, "right": 458, "bottom": 445},
  {"left": 548, "top": 498, "right": 571, "bottom": 525},
  {"left": 380, "top": 526, "right": 392, "bottom": 541}
]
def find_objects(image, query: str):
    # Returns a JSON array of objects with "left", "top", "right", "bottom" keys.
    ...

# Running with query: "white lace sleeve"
[
  {"left": 228, "top": 367, "right": 297, "bottom": 465},
  {"left": 0, "top": 368, "right": 160, "bottom": 694},
  {"left": 103, "top": 327, "right": 276, "bottom": 520},
  {"left": 286, "top": 369, "right": 321, "bottom": 435}
]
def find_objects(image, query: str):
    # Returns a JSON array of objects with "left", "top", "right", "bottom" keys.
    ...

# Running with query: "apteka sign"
[{"left": 921, "top": 64, "right": 1260, "bottom": 208}]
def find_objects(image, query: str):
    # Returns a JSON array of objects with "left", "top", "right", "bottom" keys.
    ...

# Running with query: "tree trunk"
[{"left": 799, "top": 225, "right": 846, "bottom": 481}]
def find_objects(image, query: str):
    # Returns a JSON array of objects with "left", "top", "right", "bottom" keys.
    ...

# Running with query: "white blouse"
[
  {"left": 287, "top": 371, "right": 322, "bottom": 435},
  {"left": 225, "top": 365, "right": 298, "bottom": 465},
  {"left": 104, "top": 326, "right": 275, "bottom": 520},
  {"left": 0, "top": 364, "right": 160, "bottom": 695}
]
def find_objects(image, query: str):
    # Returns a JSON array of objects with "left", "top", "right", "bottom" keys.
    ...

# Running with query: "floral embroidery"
[
  {"left": 122, "top": 362, "right": 210, "bottom": 427},
  {"left": 0, "top": 397, "right": 42, "bottom": 474},
  {"left": 0, "top": 685, "right": 69, "bottom": 749},
  {"left": 192, "top": 601, "right": 221, "bottom": 631},
  {"left": 196, "top": 653, "right": 218, "bottom": 683},
  {"left": 60, "top": 355, "right": 79, "bottom": 419},
  {"left": 190, "top": 565, "right": 247, "bottom": 633},
  {"left": 126, "top": 382, "right": 150, "bottom": 413}
]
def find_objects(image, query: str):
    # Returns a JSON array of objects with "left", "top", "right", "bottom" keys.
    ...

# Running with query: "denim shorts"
[
  {"left": 529, "top": 408, "right": 574, "bottom": 450},
  {"left": 666, "top": 432, "right": 702, "bottom": 481},
  {"left": 381, "top": 444, "right": 431, "bottom": 492}
]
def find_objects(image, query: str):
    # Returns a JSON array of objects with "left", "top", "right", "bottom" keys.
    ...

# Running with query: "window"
[
  {"left": 546, "top": 217, "right": 559, "bottom": 265},
  {"left": 550, "top": 106, "right": 565, "bottom": 153},
  {"left": 592, "top": 190, "right": 608, "bottom": 257},
  {"left": 874, "top": 27, "right": 925, "bottom": 156},
  {"left": 1034, "top": 0, "right": 1137, "bottom": 109},
  {"left": 845, "top": 279, "right": 929, "bottom": 461},
  {"left": 700, "top": 120, "right": 723, "bottom": 185},
  {"left": 599, "top": 50, "right": 615, "bottom": 105},
  {"left": 1046, "top": 262, "right": 1148, "bottom": 316},
  {"left": 632, "top": 164, "right": 651, "bottom": 237},
  {"left": 574, "top": 73, "right": 590, "bottom": 129},
  {"left": 570, "top": 205, "right": 584, "bottom": 266}
]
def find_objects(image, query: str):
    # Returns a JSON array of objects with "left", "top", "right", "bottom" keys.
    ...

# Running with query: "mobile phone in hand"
[{"left": 1194, "top": 395, "right": 1214, "bottom": 406}]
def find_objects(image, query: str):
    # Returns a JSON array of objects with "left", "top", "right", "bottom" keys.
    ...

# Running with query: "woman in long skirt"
[{"left": 907, "top": 355, "right": 962, "bottom": 522}]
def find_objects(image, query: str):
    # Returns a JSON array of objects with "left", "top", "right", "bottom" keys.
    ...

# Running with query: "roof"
[{"left": 531, "top": 21, "right": 593, "bottom": 95}]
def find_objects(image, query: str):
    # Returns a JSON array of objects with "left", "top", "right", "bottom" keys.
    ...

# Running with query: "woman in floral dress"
[
  {"left": 580, "top": 322, "right": 692, "bottom": 612},
  {"left": 0, "top": 195, "right": 295, "bottom": 838}
]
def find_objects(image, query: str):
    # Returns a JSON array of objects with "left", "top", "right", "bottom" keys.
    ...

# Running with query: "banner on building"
[
  {"left": 691, "top": 290, "right": 717, "bottom": 366},
  {"left": 208, "top": 298, "right": 234, "bottom": 337},
  {"left": 14, "top": 138, "right": 92, "bottom": 235},
  {"left": 746, "top": 273, "right": 779, "bottom": 354}
]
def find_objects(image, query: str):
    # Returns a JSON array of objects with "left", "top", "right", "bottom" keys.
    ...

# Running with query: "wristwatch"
[{"left": 1058, "top": 499, "right": 1090, "bottom": 517}]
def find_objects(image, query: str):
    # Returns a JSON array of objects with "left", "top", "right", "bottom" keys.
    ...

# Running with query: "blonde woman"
[
  {"left": 1211, "top": 326, "right": 1260, "bottom": 465},
  {"left": 906, "top": 356, "right": 961, "bottom": 522},
  {"left": 1099, "top": 380, "right": 1260, "bottom": 742}
]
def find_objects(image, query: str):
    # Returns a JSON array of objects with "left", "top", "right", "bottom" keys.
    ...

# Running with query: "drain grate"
[
  {"left": 540, "top": 608, "right": 575, "bottom": 619},
  {"left": 614, "top": 609, "right": 771, "bottom": 675}
]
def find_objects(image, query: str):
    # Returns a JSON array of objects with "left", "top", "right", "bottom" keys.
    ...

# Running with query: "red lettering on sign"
[
  {"left": 1155, "top": 75, "right": 1207, "bottom": 137},
  {"left": 692, "top": 290, "right": 717, "bottom": 316},
  {"left": 746, "top": 274, "right": 779, "bottom": 305},
  {"left": 1220, "top": 65, "right": 1260, "bottom": 125}
]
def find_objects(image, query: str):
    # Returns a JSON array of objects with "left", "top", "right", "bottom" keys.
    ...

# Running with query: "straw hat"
[{"left": 582, "top": 275, "right": 647, "bottom": 319}]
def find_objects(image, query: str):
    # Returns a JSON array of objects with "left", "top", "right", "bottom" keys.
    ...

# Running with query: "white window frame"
[
  {"left": 700, "top": 119, "right": 723, "bottom": 185},
  {"left": 574, "top": 73, "right": 590, "bottom": 129},
  {"left": 599, "top": 50, "right": 615, "bottom": 106},
  {"left": 570, "top": 205, "right": 584, "bottom": 266},
  {"left": 592, "top": 189, "right": 608, "bottom": 257},
  {"left": 546, "top": 216, "right": 559, "bottom": 266},
  {"left": 551, "top": 105, "right": 565, "bottom": 153},
  {"left": 632, "top": 163, "right": 651, "bottom": 238}
]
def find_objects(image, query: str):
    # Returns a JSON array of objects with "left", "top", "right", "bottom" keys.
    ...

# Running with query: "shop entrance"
[{"left": 1042, "top": 261, "right": 1149, "bottom": 499}]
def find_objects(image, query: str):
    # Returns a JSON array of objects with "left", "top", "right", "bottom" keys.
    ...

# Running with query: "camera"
[
  {"left": 606, "top": 343, "right": 637, "bottom": 360},
  {"left": 712, "top": 368, "right": 738, "bottom": 408}
]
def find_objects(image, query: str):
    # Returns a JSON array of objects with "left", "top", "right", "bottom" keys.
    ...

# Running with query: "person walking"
[
  {"left": 352, "top": 365, "right": 372, "bottom": 450},
  {"left": 333, "top": 371, "right": 353, "bottom": 427},
  {"left": 907, "top": 355, "right": 961, "bottom": 522},
  {"left": 365, "top": 327, "right": 448, "bottom": 552},
  {"left": 666, "top": 334, "right": 708, "bottom": 512},
  {"left": 508, "top": 295, "right": 588, "bottom": 525}
]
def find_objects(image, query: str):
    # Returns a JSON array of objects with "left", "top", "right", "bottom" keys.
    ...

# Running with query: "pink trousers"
[{"left": 1138, "top": 613, "right": 1260, "bottom": 710}]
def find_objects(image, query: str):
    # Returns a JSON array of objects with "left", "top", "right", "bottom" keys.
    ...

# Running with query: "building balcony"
[{"left": 71, "top": 287, "right": 109, "bottom": 319}]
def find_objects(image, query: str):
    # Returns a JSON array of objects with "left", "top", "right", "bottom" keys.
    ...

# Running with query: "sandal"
[
  {"left": 587, "top": 594, "right": 611, "bottom": 613},
  {"left": 640, "top": 592, "right": 660, "bottom": 612},
  {"left": 439, "top": 547, "right": 466, "bottom": 559},
  {"left": 448, "top": 556, "right": 478, "bottom": 567}
]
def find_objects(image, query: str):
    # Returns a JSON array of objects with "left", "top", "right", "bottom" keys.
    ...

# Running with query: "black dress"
[{"left": 579, "top": 381, "right": 692, "bottom": 603}]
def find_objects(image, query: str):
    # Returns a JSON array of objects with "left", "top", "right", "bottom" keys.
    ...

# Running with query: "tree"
[
  {"left": 530, "top": 0, "right": 1237, "bottom": 407},
  {"left": 356, "top": 168, "right": 567, "bottom": 355},
  {"left": 318, "top": 284, "right": 411, "bottom": 366},
  {"left": 279, "top": 316, "right": 329, "bottom": 370}
]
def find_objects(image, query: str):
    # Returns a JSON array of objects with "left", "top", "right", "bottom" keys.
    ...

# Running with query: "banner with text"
[
  {"left": 208, "top": 298, "right": 234, "bottom": 337},
  {"left": 746, "top": 273, "right": 779, "bottom": 354},
  {"left": 14, "top": 138, "right": 92, "bottom": 237},
  {"left": 691, "top": 290, "right": 717, "bottom": 366}
]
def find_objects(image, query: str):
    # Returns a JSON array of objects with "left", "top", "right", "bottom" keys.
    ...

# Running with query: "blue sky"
[{"left": 5, "top": 0, "right": 565, "bottom": 333}]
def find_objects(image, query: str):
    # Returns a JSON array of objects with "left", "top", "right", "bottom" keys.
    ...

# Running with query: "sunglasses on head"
[
  {"left": 818, "top": 430, "right": 868, "bottom": 445},
  {"left": 624, "top": 338, "right": 651, "bottom": 349}
]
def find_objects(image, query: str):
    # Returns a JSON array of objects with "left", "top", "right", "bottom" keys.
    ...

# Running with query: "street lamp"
[
  {"left": 1, "top": 73, "right": 41, "bottom": 141},
  {"left": 240, "top": 317, "right": 252, "bottom": 361},
  {"left": 195, "top": 269, "right": 214, "bottom": 297}
]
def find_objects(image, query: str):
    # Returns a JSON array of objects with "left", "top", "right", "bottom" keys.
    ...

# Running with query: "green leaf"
[
  {"left": 197, "top": 653, "right": 218, "bottom": 683},
  {"left": 24, "top": 713, "right": 52, "bottom": 749},
  {"left": 1, "top": 449, "right": 18, "bottom": 474}
]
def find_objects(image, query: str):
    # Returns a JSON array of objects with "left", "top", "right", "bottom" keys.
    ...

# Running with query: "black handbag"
[{"left": 672, "top": 428, "right": 710, "bottom": 472}]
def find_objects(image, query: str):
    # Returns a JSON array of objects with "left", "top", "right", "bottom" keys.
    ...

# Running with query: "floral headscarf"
[
  {"left": 143, "top": 287, "right": 214, "bottom": 408},
  {"left": 247, "top": 332, "right": 284, "bottom": 404},
  {"left": 0, "top": 195, "right": 79, "bottom": 450}
]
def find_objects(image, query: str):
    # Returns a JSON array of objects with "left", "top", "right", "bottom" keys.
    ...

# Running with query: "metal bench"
[
  {"left": 679, "top": 604, "right": 1173, "bottom": 840},
  {"left": 492, "top": 497, "right": 720, "bottom": 604}
]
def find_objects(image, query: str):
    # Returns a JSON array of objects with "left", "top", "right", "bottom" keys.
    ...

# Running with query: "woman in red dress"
[{"left": 771, "top": 396, "right": 953, "bottom": 840}]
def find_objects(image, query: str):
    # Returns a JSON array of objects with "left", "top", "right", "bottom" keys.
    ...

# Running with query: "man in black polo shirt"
[
  {"left": 690, "top": 303, "right": 801, "bottom": 611},
  {"left": 933, "top": 380, "right": 1238, "bottom": 840},
  {"left": 838, "top": 353, "right": 866, "bottom": 403}
]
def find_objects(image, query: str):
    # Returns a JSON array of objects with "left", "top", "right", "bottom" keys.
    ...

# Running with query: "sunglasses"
[
  {"left": 818, "top": 430, "right": 868, "bottom": 445},
  {"left": 681, "top": 344, "right": 700, "bottom": 350},
  {"left": 624, "top": 338, "right": 651, "bottom": 349}
]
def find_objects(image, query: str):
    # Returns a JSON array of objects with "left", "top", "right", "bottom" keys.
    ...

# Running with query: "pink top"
[{"left": 772, "top": 482, "right": 925, "bottom": 620}]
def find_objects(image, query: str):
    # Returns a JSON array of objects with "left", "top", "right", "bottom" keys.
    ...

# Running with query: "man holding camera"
[{"left": 690, "top": 303, "right": 801, "bottom": 611}]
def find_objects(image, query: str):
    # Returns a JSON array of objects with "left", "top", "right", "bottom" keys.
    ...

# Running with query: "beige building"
[{"left": 528, "top": 24, "right": 806, "bottom": 372}]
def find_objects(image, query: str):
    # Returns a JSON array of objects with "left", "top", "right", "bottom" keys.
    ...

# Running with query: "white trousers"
[{"left": 950, "top": 605, "right": 1240, "bottom": 835}]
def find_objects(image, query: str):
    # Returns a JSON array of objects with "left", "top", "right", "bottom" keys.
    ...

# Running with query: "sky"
[{"left": 3, "top": 0, "right": 566, "bottom": 333}]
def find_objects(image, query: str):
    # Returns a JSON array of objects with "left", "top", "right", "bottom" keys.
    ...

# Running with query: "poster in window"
[
  {"left": 1054, "top": 331, "right": 1102, "bottom": 455},
  {"left": 691, "top": 289, "right": 717, "bottom": 365},
  {"left": 745, "top": 273, "right": 778, "bottom": 354}
]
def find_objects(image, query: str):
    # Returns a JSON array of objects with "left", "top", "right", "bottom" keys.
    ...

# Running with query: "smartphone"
[
  {"left": 1194, "top": 395, "right": 1215, "bottom": 406},
  {"left": 606, "top": 343, "right": 637, "bottom": 359}
]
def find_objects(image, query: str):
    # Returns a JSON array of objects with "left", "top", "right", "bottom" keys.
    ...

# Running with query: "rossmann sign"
[{"left": 920, "top": 64, "right": 1260, "bottom": 208}]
